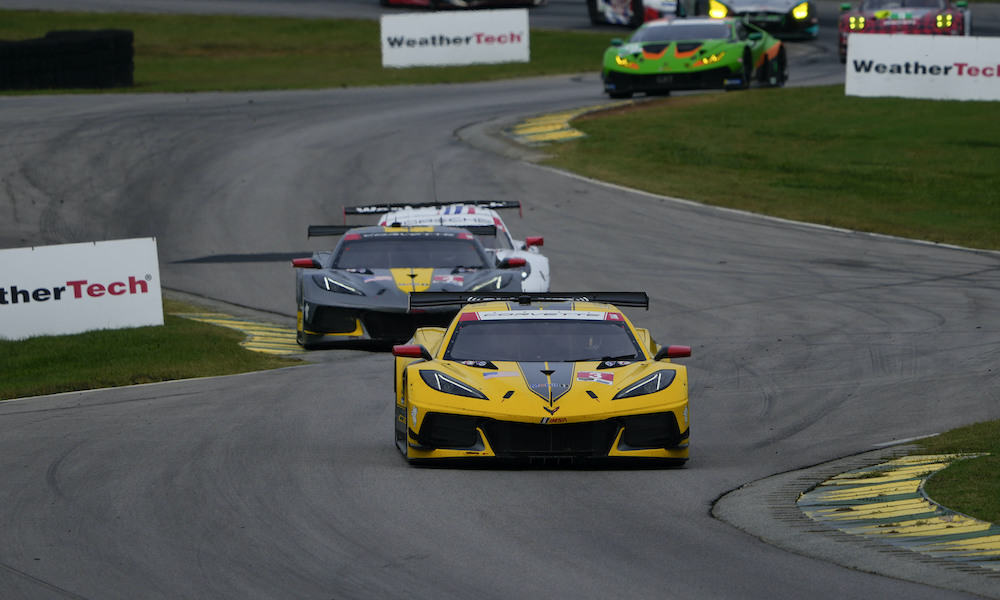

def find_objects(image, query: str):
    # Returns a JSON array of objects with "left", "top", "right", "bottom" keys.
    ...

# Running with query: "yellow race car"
[{"left": 392, "top": 292, "right": 692, "bottom": 466}]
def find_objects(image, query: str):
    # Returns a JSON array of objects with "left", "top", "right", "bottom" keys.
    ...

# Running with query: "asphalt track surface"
[{"left": 2, "top": 1, "right": 1000, "bottom": 599}]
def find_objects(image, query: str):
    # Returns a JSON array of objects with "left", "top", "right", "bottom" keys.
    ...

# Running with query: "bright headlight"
[
  {"left": 792, "top": 1, "right": 810, "bottom": 19},
  {"left": 420, "top": 371, "right": 488, "bottom": 399},
  {"left": 615, "top": 55, "right": 639, "bottom": 69},
  {"left": 709, "top": 0, "right": 729, "bottom": 18},
  {"left": 613, "top": 370, "right": 677, "bottom": 400},
  {"left": 312, "top": 274, "right": 364, "bottom": 295},
  {"left": 694, "top": 52, "right": 725, "bottom": 66}
]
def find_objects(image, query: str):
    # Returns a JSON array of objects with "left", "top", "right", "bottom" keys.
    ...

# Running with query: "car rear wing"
[
  {"left": 343, "top": 200, "right": 522, "bottom": 222},
  {"left": 308, "top": 225, "right": 355, "bottom": 237},
  {"left": 408, "top": 292, "right": 649, "bottom": 311},
  {"left": 308, "top": 224, "right": 497, "bottom": 237}
]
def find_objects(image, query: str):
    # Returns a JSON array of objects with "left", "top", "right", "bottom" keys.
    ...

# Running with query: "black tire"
[
  {"left": 740, "top": 48, "right": 753, "bottom": 89},
  {"left": 608, "top": 90, "right": 633, "bottom": 99},
  {"left": 765, "top": 47, "right": 788, "bottom": 87}
]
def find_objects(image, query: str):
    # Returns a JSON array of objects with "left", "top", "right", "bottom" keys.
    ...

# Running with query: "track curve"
[{"left": 2, "top": 2, "right": 1000, "bottom": 599}]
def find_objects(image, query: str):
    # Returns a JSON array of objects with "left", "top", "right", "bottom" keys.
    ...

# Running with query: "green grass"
[
  {"left": 917, "top": 424, "right": 1000, "bottom": 524},
  {"left": 0, "top": 299, "right": 299, "bottom": 401},
  {"left": 544, "top": 88, "right": 1000, "bottom": 251},
  {"left": 2, "top": 9, "right": 998, "bottom": 524},
  {"left": 0, "top": 11, "right": 611, "bottom": 92}
]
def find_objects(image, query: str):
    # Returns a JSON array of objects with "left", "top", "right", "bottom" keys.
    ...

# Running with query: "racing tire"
[
  {"left": 739, "top": 48, "right": 753, "bottom": 90},
  {"left": 765, "top": 48, "right": 788, "bottom": 87},
  {"left": 608, "top": 90, "right": 633, "bottom": 99}
]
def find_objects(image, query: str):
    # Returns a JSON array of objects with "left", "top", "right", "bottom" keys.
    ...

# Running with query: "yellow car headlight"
[
  {"left": 694, "top": 52, "right": 726, "bottom": 67},
  {"left": 709, "top": 0, "right": 729, "bottom": 18},
  {"left": 615, "top": 55, "right": 639, "bottom": 69},
  {"left": 792, "top": 1, "right": 810, "bottom": 19}
]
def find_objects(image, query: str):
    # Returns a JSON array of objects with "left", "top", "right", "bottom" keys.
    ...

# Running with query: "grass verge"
[
  {"left": 0, "top": 10, "right": 610, "bottom": 92},
  {"left": 0, "top": 299, "right": 300, "bottom": 401},
  {"left": 916, "top": 423, "right": 1000, "bottom": 524},
  {"left": 543, "top": 86, "right": 1000, "bottom": 251}
]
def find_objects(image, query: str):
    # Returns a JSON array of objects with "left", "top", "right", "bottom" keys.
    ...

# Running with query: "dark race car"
[
  {"left": 838, "top": 0, "right": 971, "bottom": 63},
  {"left": 292, "top": 225, "right": 525, "bottom": 347},
  {"left": 688, "top": 0, "right": 819, "bottom": 40}
]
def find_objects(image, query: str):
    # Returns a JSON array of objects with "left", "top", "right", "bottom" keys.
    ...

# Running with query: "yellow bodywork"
[{"left": 393, "top": 300, "right": 690, "bottom": 464}]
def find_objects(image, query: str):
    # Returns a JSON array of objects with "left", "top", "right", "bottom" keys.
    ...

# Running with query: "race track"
[{"left": 2, "top": 2, "right": 999, "bottom": 599}]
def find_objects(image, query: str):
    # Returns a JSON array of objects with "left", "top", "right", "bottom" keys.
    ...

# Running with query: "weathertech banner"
[
  {"left": 381, "top": 9, "right": 529, "bottom": 68},
  {"left": 846, "top": 34, "right": 1000, "bottom": 101},
  {"left": 0, "top": 238, "right": 163, "bottom": 341}
]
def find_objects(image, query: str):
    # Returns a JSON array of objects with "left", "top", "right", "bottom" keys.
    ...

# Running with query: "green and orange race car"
[
  {"left": 602, "top": 16, "right": 788, "bottom": 98},
  {"left": 392, "top": 292, "right": 692, "bottom": 466}
]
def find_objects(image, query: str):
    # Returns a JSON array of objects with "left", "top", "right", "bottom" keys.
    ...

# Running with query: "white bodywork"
[{"left": 376, "top": 204, "right": 550, "bottom": 292}]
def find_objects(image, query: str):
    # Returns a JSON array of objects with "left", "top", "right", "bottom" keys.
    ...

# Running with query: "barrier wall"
[{"left": 0, "top": 29, "right": 134, "bottom": 90}]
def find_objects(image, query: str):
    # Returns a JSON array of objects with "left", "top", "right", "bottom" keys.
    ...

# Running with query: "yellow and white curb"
[
  {"left": 798, "top": 454, "right": 1000, "bottom": 571},
  {"left": 173, "top": 312, "right": 304, "bottom": 355},
  {"left": 505, "top": 101, "right": 634, "bottom": 146}
]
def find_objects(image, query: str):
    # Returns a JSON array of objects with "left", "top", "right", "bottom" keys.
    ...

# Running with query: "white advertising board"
[
  {"left": 846, "top": 34, "right": 1000, "bottom": 101},
  {"left": 0, "top": 238, "right": 163, "bottom": 341},
  {"left": 381, "top": 9, "right": 529, "bottom": 68}
]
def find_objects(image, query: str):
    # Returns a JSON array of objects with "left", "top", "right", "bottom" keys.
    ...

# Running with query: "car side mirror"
[
  {"left": 655, "top": 345, "right": 691, "bottom": 360},
  {"left": 292, "top": 257, "right": 320, "bottom": 268},
  {"left": 840, "top": 2, "right": 851, "bottom": 10},
  {"left": 611, "top": 38, "right": 624, "bottom": 47},
  {"left": 525, "top": 236, "right": 544, "bottom": 248},
  {"left": 392, "top": 344, "right": 432, "bottom": 361}
]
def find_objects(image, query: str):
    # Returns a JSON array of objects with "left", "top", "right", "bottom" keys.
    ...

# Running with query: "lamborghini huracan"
[{"left": 602, "top": 16, "right": 788, "bottom": 98}]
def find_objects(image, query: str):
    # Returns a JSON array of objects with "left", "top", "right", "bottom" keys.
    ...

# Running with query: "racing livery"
[
  {"left": 838, "top": 0, "right": 970, "bottom": 63},
  {"left": 293, "top": 225, "right": 524, "bottom": 347},
  {"left": 602, "top": 17, "right": 788, "bottom": 98},
  {"left": 344, "top": 201, "right": 549, "bottom": 292},
  {"left": 587, "top": 0, "right": 679, "bottom": 27},
  {"left": 381, "top": 0, "right": 545, "bottom": 8},
  {"left": 392, "top": 292, "right": 692, "bottom": 465}
]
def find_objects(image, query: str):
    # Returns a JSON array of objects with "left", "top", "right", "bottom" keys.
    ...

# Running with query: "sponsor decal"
[
  {"left": 434, "top": 275, "right": 465, "bottom": 284},
  {"left": 577, "top": 371, "right": 615, "bottom": 385},
  {"left": 483, "top": 371, "right": 519, "bottom": 379},
  {"left": 384, "top": 31, "right": 525, "bottom": 49},
  {"left": 411, "top": 406, "right": 418, "bottom": 427},
  {"left": 363, "top": 275, "right": 393, "bottom": 283},
  {"left": 0, "top": 276, "right": 150, "bottom": 304},
  {"left": 540, "top": 417, "right": 568, "bottom": 424},
  {"left": 0, "top": 238, "right": 163, "bottom": 341}
]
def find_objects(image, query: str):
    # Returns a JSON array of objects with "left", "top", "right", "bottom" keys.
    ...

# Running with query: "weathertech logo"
[
  {"left": 384, "top": 31, "right": 524, "bottom": 48},
  {"left": 852, "top": 60, "right": 999, "bottom": 77},
  {"left": 1, "top": 276, "right": 151, "bottom": 305}
]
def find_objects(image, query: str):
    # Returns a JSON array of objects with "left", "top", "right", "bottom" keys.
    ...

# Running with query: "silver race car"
[
  {"left": 344, "top": 201, "right": 550, "bottom": 292},
  {"left": 293, "top": 224, "right": 525, "bottom": 348}
]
